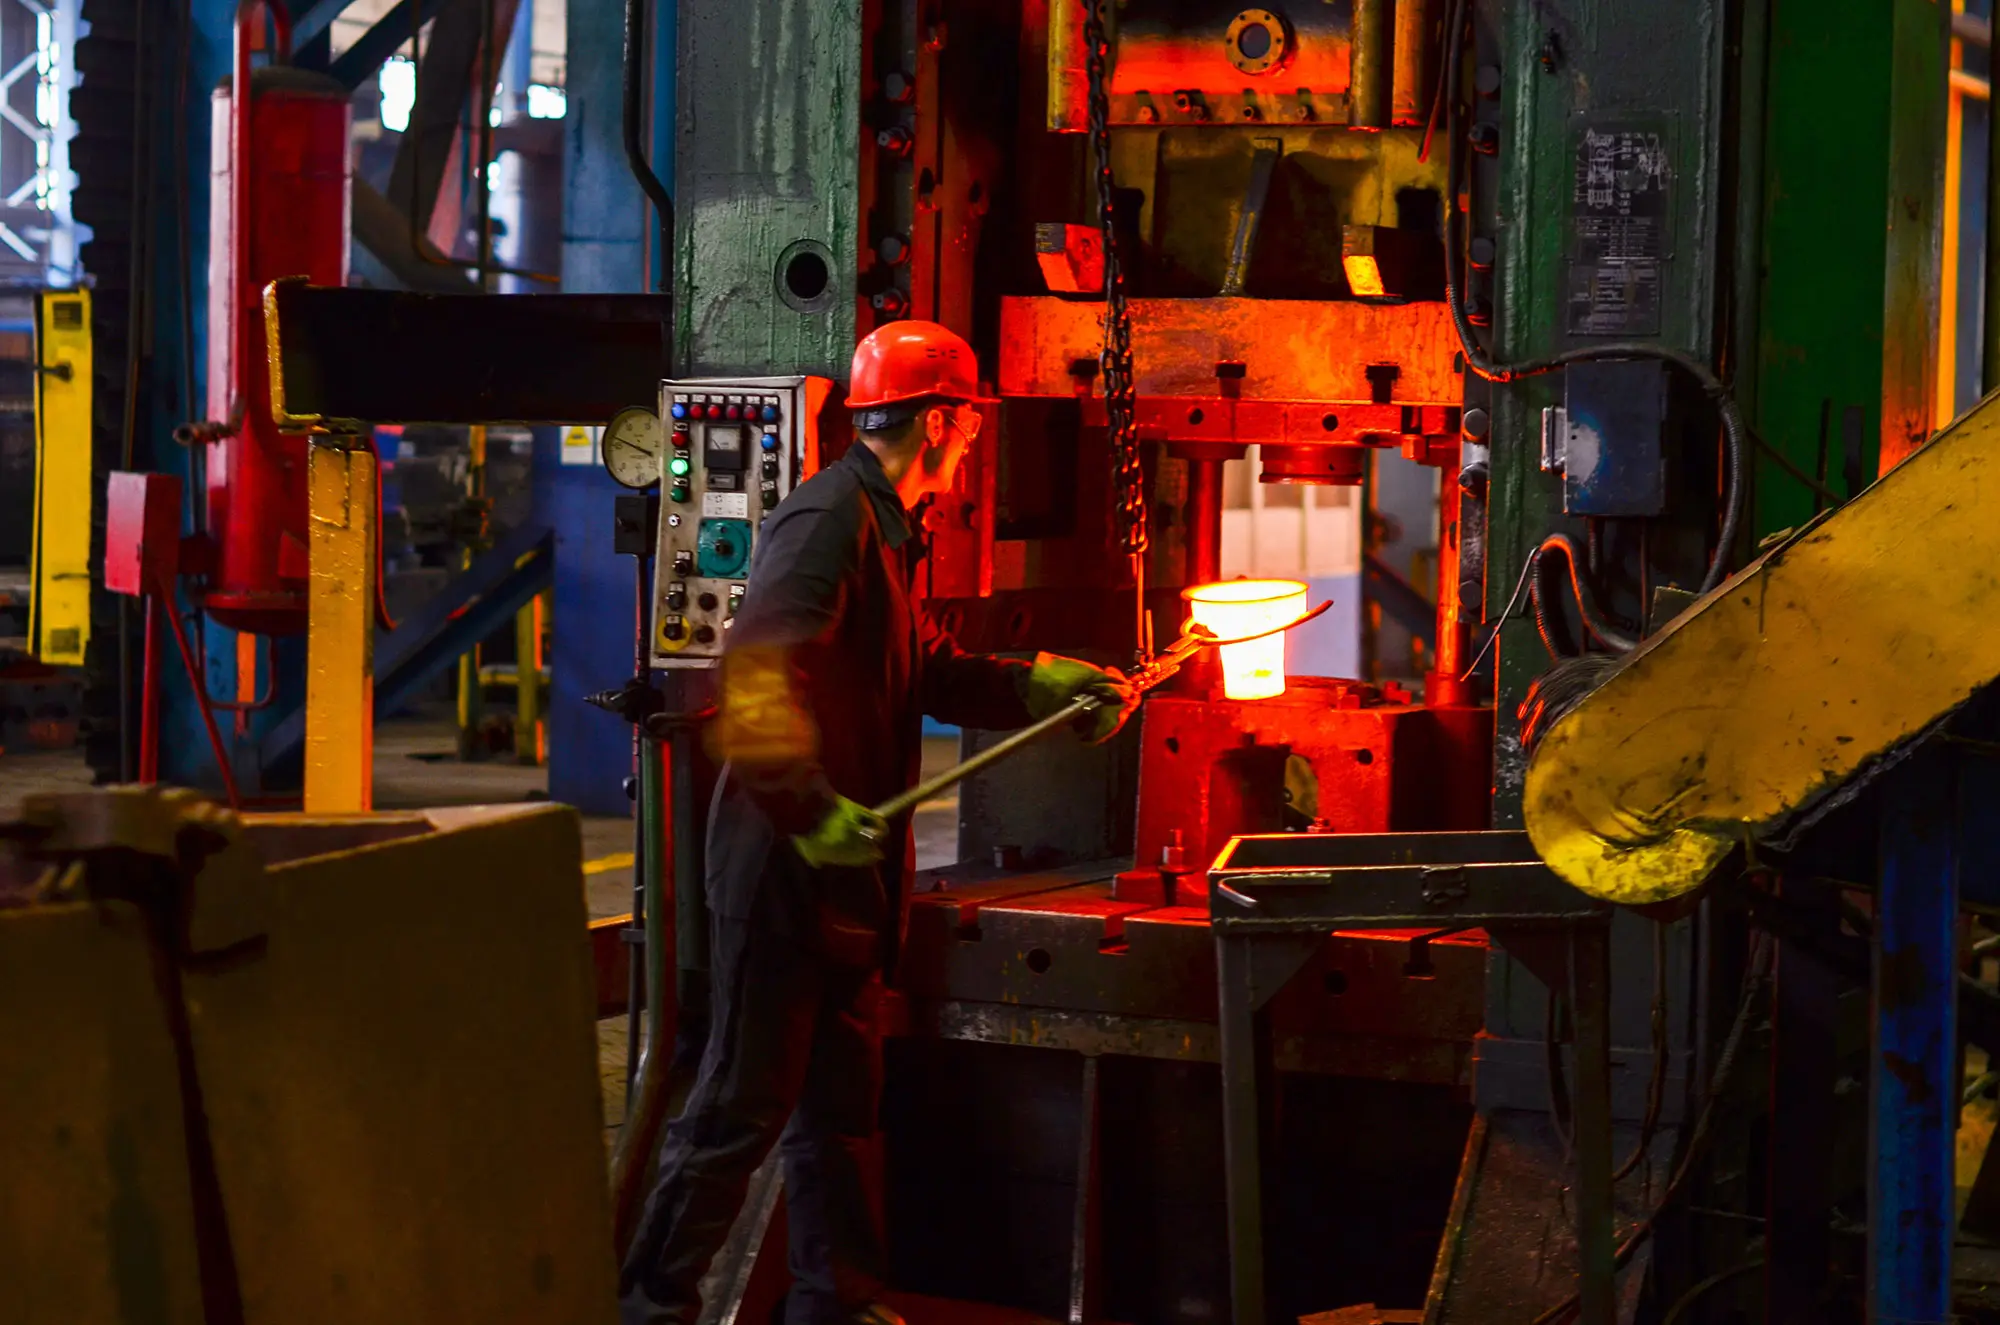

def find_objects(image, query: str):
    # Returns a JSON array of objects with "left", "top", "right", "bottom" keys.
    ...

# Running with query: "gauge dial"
[{"left": 602, "top": 407, "right": 666, "bottom": 489}]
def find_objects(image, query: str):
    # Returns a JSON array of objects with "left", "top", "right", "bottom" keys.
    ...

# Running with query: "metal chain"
[{"left": 1084, "top": 2, "right": 1147, "bottom": 562}]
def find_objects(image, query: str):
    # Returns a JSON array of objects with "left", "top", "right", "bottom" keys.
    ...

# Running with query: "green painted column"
[
  {"left": 673, "top": 1, "right": 862, "bottom": 377},
  {"left": 1753, "top": 0, "right": 1947, "bottom": 537}
]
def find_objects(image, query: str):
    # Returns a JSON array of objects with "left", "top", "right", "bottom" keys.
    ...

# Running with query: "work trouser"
[{"left": 619, "top": 915, "right": 884, "bottom": 1325}]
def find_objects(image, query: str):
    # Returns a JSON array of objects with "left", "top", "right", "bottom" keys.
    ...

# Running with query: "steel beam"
[
  {"left": 323, "top": 0, "right": 451, "bottom": 89},
  {"left": 265, "top": 283, "right": 671, "bottom": 426},
  {"left": 1525, "top": 387, "right": 2000, "bottom": 905},
  {"left": 1868, "top": 750, "right": 1958, "bottom": 1324},
  {"left": 261, "top": 519, "right": 554, "bottom": 773},
  {"left": 383, "top": 0, "right": 518, "bottom": 256}
]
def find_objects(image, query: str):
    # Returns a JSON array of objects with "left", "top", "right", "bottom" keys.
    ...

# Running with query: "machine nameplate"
[
  {"left": 1567, "top": 121, "right": 1671, "bottom": 337},
  {"left": 702, "top": 491, "right": 749, "bottom": 519}
]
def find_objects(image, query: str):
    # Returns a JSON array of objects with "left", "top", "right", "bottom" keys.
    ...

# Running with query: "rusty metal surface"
[
  {"left": 1208, "top": 831, "right": 1606, "bottom": 932},
  {"left": 1047, "top": 0, "right": 1358, "bottom": 129},
  {"left": 998, "top": 296, "right": 1463, "bottom": 404},
  {"left": 901, "top": 869, "right": 1487, "bottom": 1081},
  {"left": 0, "top": 901, "right": 207, "bottom": 1325},
  {"left": 187, "top": 802, "right": 618, "bottom": 1324},
  {"left": 1131, "top": 683, "right": 1493, "bottom": 876}
]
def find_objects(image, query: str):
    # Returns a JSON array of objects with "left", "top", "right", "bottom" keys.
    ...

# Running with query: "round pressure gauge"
[{"left": 602, "top": 407, "right": 665, "bottom": 489}]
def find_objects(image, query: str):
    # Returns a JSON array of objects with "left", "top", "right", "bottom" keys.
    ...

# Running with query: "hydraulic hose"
[{"left": 623, "top": 0, "right": 675, "bottom": 293}]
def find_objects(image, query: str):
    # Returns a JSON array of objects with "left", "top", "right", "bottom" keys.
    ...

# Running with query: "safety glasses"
[{"left": 946, "top": 403, "right": 984, "bottom": 442}]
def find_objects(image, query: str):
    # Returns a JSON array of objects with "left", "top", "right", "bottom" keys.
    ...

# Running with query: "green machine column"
[
  {"left": 673, "top": 2, "right": 863, "bottom": 377},
  {"left": 1480, "top": 0, "right": 1729, "bottom": 822},
  {"left": 1752, "top": 0, "right": 1948, "bottom": 538}
]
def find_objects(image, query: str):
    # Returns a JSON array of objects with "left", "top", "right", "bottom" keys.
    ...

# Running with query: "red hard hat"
[{"left": 846, "top": 321, "right": 979, "bottom": 410}]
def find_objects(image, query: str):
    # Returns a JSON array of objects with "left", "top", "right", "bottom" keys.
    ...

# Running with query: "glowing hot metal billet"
[{"left": 862, "top": 594, "right": 1331, "bottom": 830}]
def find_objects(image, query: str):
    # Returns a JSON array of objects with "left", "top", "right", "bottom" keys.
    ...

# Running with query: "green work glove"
[
  {"left": 1024, "top": 652, "right": 1139, "bottom": 746},
  {"left": 791, "top": 795, "right": 889, "bottom": 869}
]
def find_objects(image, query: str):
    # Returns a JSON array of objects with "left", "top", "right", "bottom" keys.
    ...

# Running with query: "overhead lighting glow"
[
  {"left": 379, "top": 57, "right": 415, "bottom": 132},
  {"left": 526, "top": 84, "right": 567, "bottom": 119},
  {"left": 1183, "top": 579, "right": 1308, "bottom": 701}
]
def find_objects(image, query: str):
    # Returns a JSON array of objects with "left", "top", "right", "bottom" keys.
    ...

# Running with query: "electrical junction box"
[
  {"left": 649, "top": 375, "right": 833, "bottom": 668},
  {"left": 1542, "top": 359, "right": 1669, "bottom": 518}
]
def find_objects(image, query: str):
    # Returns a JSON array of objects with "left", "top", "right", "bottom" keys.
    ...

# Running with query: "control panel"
[{"left": 650, "top": 375, "right": 830, "bottom": 668}]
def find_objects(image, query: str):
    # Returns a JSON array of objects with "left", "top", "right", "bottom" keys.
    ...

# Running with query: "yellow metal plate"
[
  {"left": 189, "top": 803, "right": 617, "bottom": 1324},
  {"left": 0, "top": 901, "right": 206, "bottom": 1325},
  {"left": 1526, "top": 389, "right": 2000, "bottom": 903},
  {"left": 31, "top": 289, "right": 92, "bottom": 666}
]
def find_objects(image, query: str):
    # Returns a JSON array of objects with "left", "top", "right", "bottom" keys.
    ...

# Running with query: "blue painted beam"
[
  {"left": 549, "top": 0, "right": 654, "bottom": 815},
  {"left": 258, "top": 520, "right": 554, "bottom": 771},
  {"left": 288, "top": 0, "right": 354, "bottom": 49},
  {"left": 323, "top": 0, "right": 451, "bottom": 89},
  {"left": 1869, "top": 747, "right": 1959, "bottom": 1325}
]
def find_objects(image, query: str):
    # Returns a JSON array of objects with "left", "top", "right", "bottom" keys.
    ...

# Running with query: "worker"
[{"left": 619, "top": 321, "right": 1139, "bottom": 1325}]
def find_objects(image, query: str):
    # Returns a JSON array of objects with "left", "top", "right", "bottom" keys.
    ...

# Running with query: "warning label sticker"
[{"left": 1567, "top": 126, "right": 1670, "bottom": 337}]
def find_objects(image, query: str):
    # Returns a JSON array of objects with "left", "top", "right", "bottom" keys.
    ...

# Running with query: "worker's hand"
[
  {"left": 790, "top": 795, "right": 889, "bottom": 869},
  {"left": 1024, "top": 652, "right": 1139, "bottom": 745}
]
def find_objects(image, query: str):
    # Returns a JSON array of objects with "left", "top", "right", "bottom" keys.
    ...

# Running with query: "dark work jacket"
[{"left": 705, "top": 443, "right": 1032, "bottom": 969}]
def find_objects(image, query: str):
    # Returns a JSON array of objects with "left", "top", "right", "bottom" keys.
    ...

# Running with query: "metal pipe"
[
  {"left": 873, "top": 695, "right": 1103, "bottom": 822},
  {"left": 624, "top": 0, "right": 674, "bottom": 293},
  {"left": 642, "top": 731, "right": 670, "bottom": 1045},
  {"left": 1184, "top": 457, "right": 1224, "bottom": 585},
  {"left": 475, "top": 0, "right": 495, "bottom": 290},
  {"left": 1349, "top": 0, "right": 1392, "bottom": 129},
  {"left": 158, "top": 573, "right": 244, "bottom": 809},
  {"left": 1986, "top": 12, "right": 2000, "bottom": 395},
  {"left": 139, "top": 596, "right": 160, "bottom": 783},
  {"left": 1428, "top": 455, "right": 1472, "bottom": 705},
  {"left": 1390, "top": 0, "right": 1427, "bottom": 127}
]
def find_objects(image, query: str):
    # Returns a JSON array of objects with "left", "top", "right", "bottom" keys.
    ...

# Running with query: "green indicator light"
[{"left": 668, "top": 456, "right": 692, "bottom": 477}]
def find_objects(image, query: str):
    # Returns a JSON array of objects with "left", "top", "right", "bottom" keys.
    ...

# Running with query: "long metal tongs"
[{"left": 866, "top": 600, "right": 1332, "bottom": 823}]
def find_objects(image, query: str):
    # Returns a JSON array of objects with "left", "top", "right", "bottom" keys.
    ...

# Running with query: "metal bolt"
[
  {"left": 1462, "top": 407, "right": 1491, "bottom": 439},
  {"left": 1138, "top": 102, "right": 1159, "bottom": 123},
  {"left": 876, "top": 126, "right": 914, "bottom": 157},
  {"left": 1475, "top": 65, "right": 1502, "bottom": 98},
  {"left": 1469, "top": 236, "right": 1496, "bottom": 270},
  {"left": 877, "top": 234, "right": 910, "bottom": 265},
  {"left": 883, "top": 70, "right": 914, "bottom": 103},
  {"left": 1468, "top": 122, "right": 1499, "bottom": 155}
]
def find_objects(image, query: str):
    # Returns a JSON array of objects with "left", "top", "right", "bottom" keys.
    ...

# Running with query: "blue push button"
[
  {"left": 761, "top": 404, "right": 779, "bottom": 422},
  {"left": 669, "top": 401, "right": 688, "bottom": 420},
  {"left": 759, "top": 432, "right": 780, "bottom": 451}
]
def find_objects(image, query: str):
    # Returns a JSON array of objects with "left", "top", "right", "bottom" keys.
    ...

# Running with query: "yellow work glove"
[
  {"left": 1023, "top": 652, "right": 1139, "bottom": 746},
  {"left": 791, "top": 795, "right": 889, "bottom": 868}
]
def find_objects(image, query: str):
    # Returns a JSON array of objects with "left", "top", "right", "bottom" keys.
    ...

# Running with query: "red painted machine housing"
[
  {"left": 202, "top": 66, "right": 351, "bottom": 635},
  {"left": 1117, "top": 678, "right": 1493, "bottom": 904}
]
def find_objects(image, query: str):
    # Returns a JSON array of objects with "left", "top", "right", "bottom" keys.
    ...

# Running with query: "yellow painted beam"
[
  {"left": 305, "top": 441, "right": 376, "bottom": 814},
  {"left": 30, "top": 289, "right": 92, "bottom": 667},
  {"left": 1526, "top": 389, "right": 2000, "bottom": 904}
]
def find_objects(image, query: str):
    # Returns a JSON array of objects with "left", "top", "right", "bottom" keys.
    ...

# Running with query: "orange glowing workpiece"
[{"left": 1182, "top": 579, "right": 1308, "bottom": 701}]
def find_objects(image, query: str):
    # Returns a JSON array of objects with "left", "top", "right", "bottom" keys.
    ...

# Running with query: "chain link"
[{"left": 1083, "top": 2, "right": 1148, "bottom": 562}]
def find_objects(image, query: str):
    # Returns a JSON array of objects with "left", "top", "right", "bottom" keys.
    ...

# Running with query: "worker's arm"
[
  {"left": 918, "top": 615, "right": 1138, "bottom": 744},
  {"left": 711, "top": 504, "right": 852, "bottom": 837},
  {"left": 916, "top": 609, "right": 1033, "bottom": 731}
]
